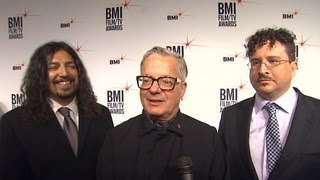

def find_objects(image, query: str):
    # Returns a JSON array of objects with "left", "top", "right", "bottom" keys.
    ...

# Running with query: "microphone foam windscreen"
[{"left": 177, "top": 156, "right": 193, "bottom": 169}]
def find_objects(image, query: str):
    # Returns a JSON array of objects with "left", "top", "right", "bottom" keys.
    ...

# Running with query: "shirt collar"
[
  {"left": 254, "top": 87, "right": 298, "bottom": 113},
  {"left": 49, "top": 97, "right": 78, "bottom": 116},
  {"left": 140, "top": 110, "right": 183, "bottom": 136}
]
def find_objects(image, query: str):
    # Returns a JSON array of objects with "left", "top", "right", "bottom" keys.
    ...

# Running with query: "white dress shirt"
[
  {"left": 249, "top": 87, "right": 298, "bottom": 180},
  {"left": 49, "top": 98, "right": 79, "bottom": 130}
]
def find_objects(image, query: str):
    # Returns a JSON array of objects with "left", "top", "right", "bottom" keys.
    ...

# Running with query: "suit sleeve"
[
  {"left": 209, "top": 127, "right": 229, "bottom": 180},
  {"left": 101, "top": 105, "right": 114, "bottom": 130},
  {"left": 96, "top": 132, "right": 114, "bottom": 180},
  {"left": 218, "top": 109, "right": 227, "bottom": 151},
  {"left": 0, "top": 113, "right": 32, "bottom": 180}
]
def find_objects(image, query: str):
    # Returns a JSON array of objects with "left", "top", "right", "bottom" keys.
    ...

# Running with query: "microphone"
[{"left": 177, "top": 156, "right": 193, "bottom": 180}]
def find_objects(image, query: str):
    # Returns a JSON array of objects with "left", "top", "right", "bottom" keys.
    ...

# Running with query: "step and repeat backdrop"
[{"left": 1, "top": 0, "right": 320, "bottom": 127}]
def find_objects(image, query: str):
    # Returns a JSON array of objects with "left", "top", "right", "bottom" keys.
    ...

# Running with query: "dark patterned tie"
[
  {"left": 59, "top": 107, "right": 78, "bottom": 156},
  {"left": 265, "top": 103, "right": 282, "bottom": 173}
]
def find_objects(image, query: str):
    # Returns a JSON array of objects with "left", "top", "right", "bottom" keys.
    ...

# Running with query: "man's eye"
[
  {"left": 251, "top": 61, "right": 260, "bottom": 65},
  {"left": 48, "top": 65, "right": 58, "bottom": 70},
  {"left": 162, "top": 78, "right": 170, "bottom": 83},
  {"left": 269, "top": 59, "right": 279, "bottom": 64},
  {"left": 67, "top": 63, "right": 77, "bottom": 69},
  {"left": 143, "top": 78, "right": 152, "bottom": 83},
  {"left": 161, "top": 78, "right": 174, "bottom": 85}
]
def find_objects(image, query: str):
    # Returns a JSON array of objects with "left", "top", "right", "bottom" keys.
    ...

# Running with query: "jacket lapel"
[
  {"left": 47, "top": 108, "right": 76, "bottom": 155},
  {"left": 77, "top": 113, "right": 90, "bottom": 156},
  {"left": 269, "top": 90, "right": 316, "bottom": 179},
  {"left": 236, "top": 98, "right": 259, "bottom": 179}
]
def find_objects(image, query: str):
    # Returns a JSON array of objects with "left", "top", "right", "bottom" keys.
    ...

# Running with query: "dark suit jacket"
[
  {"left": 0, "top": 103, "right": 114, "bottom": 180},
  {"left": 97, "top": 111, "right": 227, "bottom": 180},
  {"left": 218, "top": 88, "right": 320, "bottom": 180}
]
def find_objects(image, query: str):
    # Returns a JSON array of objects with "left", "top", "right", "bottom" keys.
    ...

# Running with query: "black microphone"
[{"left": 177, "top": 156, "right": 193, "bottom": 180}]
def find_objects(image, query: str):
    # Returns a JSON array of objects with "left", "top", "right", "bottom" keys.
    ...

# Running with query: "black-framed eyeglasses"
[
  {"left": 247, "top": 59, "right": 291, "bottom": 69},
  {"left": 136, "top": 75, "right": 182, "bottom": 90}
]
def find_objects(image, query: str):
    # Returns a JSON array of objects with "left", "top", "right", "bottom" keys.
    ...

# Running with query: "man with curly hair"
[
  {"left": 0, "top": 41, "right": 114, "bottom": 180},
  {"left": 219, "top": 27, "right": 320, "bottom": 180}
]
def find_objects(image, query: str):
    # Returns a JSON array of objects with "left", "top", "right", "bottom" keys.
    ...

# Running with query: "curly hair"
[
  {"left": 21, "top": 41, "right": 101, "bottom": 125},
  {"left": 245, "top": 27, "right": 297, "bottom": 62}
]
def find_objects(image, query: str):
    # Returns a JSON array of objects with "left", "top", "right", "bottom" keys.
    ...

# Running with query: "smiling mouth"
[
  {"left": 55, "top": 80, "right": 74, "bottom": 89},
  {"left": 57, "top": 81, "right": 72, "bottom": 85}
]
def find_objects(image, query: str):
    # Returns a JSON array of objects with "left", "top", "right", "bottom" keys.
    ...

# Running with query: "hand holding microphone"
[{"left": 177, "top": 156, "right": 193, "bottom": 180}]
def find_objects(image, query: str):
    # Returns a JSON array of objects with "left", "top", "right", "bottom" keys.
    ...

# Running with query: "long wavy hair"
[
  {"left": 21, "top": 41, "right": 101, "bottom": 125},
  {"left": 245, "top": 27, "right": 297, "bottom": 62}
]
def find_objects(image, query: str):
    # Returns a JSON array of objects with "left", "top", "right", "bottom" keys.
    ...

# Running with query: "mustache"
[
  {"left": 257, "top": 74, "right": 273, "bottom": 81},
  {"left": 54, "top": 76, "right": 74, "bottom": 83}
]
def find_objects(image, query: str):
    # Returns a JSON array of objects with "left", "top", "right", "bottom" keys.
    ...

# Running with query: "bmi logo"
[
  {"left": 167, "top": 14, "right": 178, "bottom": 20},
  {"left": 106, "top": 7, "right": 123, "bottom": 31},
  {"left": 8, "top": 16, "right": 23, "bottom": 39},
  {"left": 12, "top": 60, "right": 27, "bottom": 71},
  {"left": 109, "top": 59, "right": 121, "bottom": 65},
  {"left": 222, "top": 51, "right": 242, "bottom": 62},
  {"left": 167, "top": 9, "right": 189, "bottom": 21},
  {"left": 166, "top": 46, "right": 184, "bottom": 57},
  {"left": 217, "top": 2, "right": 237, "bottom": 27},
  {"left": 223, "top": 57, "right": 234, "bottom": 62},
  {"left": 11, "top": 93, "right": 23, "bottom": 109},
  {"left": 220, "top": 88, "right": 238, "bottom": 112},
  {"left": 107, "top": 90, "right": 124, "bottom": 114},
  {"left": 282, "top": 8, "right": 302, "bottom": 19},
  {"left": 109, "top": 53, "right": 132, "bottom": 65}
]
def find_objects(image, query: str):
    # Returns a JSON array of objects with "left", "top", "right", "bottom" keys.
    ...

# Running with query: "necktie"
[
  {"left": 265, "top": 103, "right": 282, "bottom": 173},
  {"left": 59, "top": 107, "right": 78, "bottom": 156}
]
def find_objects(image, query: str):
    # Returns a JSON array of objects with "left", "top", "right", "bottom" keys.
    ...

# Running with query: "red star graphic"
[
  {"left": 298, "top": 36, "right": 309, "bottom": 47},
  {"left": 235, "top": 0, "right": 244, "bottom": 5},
  {"left": 118, "top": 53, "right": 127, "bottom": 62},
  {"left": 177, "top": 9, "right": 185, "bottom": 16},
  {"left": 284, "top": 8, "right": 307, "bottom": 17},
  {"left": 69, "top": 17, "right": 77, "bottom": 24},
  {"left": 116, "top": 81, "right": 137, "bottom": 92},
  {"left": 111, "top": 53, "right": 134, "bottom": 63},
  {"left": 238, "top": 81, "right": 247, "bottom": 90},
  {"left": 15, "top": 59, "right": 28, "bottom": 68},
  {"left": 294, "top": 8, "right": 302, "bottom": 16},
  {"left": 234, "top": 51, "right": 242, "bottom": 58},
  {"left": 122, "top": 0, "right": 132, "bottom": 9},
  {"left": 22, "top": 9, "right": 31, "bottom": 18},
  {"left": 74, "top": 41, "right": 92, "bottom": 55},
  {"left": 18, "top": 8, "right": 38, "bottom": 19},
  {"left": 184, "top": 36, "right": 195, "bottom": 49},
  {"left": 298, "top": 36, "right": 320, "bottom": 48},
  {"left": 231, "top": 0, "right": 258, "bottom": 6},
  {"left": 20, "top": 60, "right": 27, "bottom": 67},
  {"left": 171, "top": 36, "right": 208, "bottom": 50},
  {"left": 175, "top": 9, "right": 190, "bottom": 17},
  {"left": 123, "top": 82, "right": 134, "bottom": 92},
  {"left": 118, "top": 0, "right": 143, "bottom": 10}
]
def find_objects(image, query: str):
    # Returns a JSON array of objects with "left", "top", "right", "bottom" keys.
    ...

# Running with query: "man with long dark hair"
[{"left": 0, "top": 41, "right": 114, "bottom": 180}]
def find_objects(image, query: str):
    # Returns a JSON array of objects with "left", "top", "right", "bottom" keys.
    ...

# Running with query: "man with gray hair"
[{"left": 97, "top": 46, "right": 227, "bottom": 180}]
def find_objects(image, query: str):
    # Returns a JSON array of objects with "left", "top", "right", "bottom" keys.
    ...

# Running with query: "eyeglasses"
[
  {"left": 136, "top": 75, "right": 182, "bottom": 90},
  {"left": 247, "top": 59, "right": 290, "bottom": 69}
]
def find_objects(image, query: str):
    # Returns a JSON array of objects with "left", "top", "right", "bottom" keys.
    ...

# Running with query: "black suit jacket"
[
  {"left": 0, "top": 103, "right": 114, "bottom": 180},
  {"left": 218, "top": 88, "right": 320, "bottom": 180},
  {"left": 97, "top": 111, "right": 227, "bottom": 180}
]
